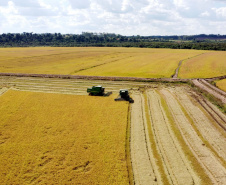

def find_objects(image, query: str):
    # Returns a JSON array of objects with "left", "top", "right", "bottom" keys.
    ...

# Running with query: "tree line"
[{"left": 0, "top": 32, "right": 225, "bottom": 51}]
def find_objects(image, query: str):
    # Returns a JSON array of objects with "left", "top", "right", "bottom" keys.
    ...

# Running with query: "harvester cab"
[
  {"left": 87, "top": 85, "right": 105, "bottom": 96},
  {"left": 115, "top": 89, "right": 134, "bottom": 103}
]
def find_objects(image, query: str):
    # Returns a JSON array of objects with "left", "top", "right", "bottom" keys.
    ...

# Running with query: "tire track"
[
  {"left": 130, "top": 92, "right": 158, "bottom": 185},
  {"left": 161, "top": 89, "right": 226, "bottom": 184},
  {"left": 147, "top": 90, "right": 197, "bottom": 185}
]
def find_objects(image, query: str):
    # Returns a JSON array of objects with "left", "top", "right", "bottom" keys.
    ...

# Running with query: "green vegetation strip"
[
  {"left": 157, "top": 90, "right": 212, "bottom": 185},
  {"left": 1, "top": 33, "right": 226, "bottom": 50}
]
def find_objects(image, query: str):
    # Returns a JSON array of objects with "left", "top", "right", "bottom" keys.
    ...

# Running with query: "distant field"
[
  {"left": 0, "top": 90, "right": 129, "bottom": 184},
  {"left": 216, "top": 79, "right": 226, "bottom": 92},
  {"left": 0, "top": 47, "right": 205, "bottom": 78},
  {"left": 179, "top": 51, "right": 226, "bottom": 78}
]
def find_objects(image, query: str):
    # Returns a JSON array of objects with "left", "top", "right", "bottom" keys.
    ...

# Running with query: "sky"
[{"left": 0, "top": 0, "right": 226, "bottom": 36}]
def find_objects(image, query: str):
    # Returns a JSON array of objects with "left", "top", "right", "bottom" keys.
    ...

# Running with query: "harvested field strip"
[
  {"left": 157, "top": 90, "right": 210, "bottom": 184},
  {"left": 161, "top": 89, "right": 226, "bottom": 184},
  {"left": 147, "top": 90, "right": 198, "bottom": 184},
  {"left": 13, "top": 88, "right": 118, "bottom": 95},
  {"left": 169, "top": 87, "right": 226, "bottom": 165},
  {"left": 9, "top": 86, "right": 124, "bottom": 95},
  {"left": 0, "top": 90, "right": 130, "bottom": 184},
  {"left": 0, "top": 76, "right": 157, "bottom": 95},
  {"left": 6, "top": 83, "right": 137, "bottom": 91},
  {"left": 130, "top": 92, "right": 158, "bottom": 184},
  {"left": 144, "top": 93, "right": 170, "bottom": 185}
]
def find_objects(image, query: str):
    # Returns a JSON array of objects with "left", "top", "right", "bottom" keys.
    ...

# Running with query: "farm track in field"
[
  {"left": 1, "top": 76, "right": 226, "bottom": 184},
  {"left": 172, "top": 60, "right": 182, "bottom": 79},
  {"left": 192, "top": 79, "right": 226, "bottom": 104}
]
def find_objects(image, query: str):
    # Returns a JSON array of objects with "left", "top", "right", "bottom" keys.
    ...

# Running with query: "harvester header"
[{"left": 115, "top": 89, "right": 134, "bottom": 103}]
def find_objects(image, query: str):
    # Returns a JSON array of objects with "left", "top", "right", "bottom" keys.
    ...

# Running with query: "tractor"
[
  {"left": 87, "top": 85, "right": 105, "bottom": 96},
  {"left": 115, "top": 89, "right": 134, "bottom": 103}
]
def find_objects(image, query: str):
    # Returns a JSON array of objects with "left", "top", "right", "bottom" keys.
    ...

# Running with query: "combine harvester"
[
  {"left": 87, "top": 85, "right": 112, "bottom": 96},
  {"left": 115, "top": 89, "right": 134, "bottom": 103},
  {"left": 87, "top": 86, "right": 134, "bottom": 103}
]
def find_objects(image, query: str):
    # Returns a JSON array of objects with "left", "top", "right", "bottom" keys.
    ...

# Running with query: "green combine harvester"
[
  {"left": 115, "top": 89, "right": 134, "bottom": 103},
  {"left": 87, "top": 85, "right": 105, "bottom": 96},
  {"left": 87, "top": 86, "right": 132, "bottom": 103}
]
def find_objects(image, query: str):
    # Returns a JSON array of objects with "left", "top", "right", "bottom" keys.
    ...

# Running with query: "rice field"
[
  {"left": 216, "top": 79, "right": 226, "bottom": 92},
  {"left": 1, "top": 77, "right": 226, "bottom": 184},
  {"left": 178, "top": 51, "right": 226, "bottom": 78},
  {"left": 0, "top": 90, "right": 129, "bottom": 184},
  {"left": 0, "top": 47, "right": 206, "bottom": 78}
]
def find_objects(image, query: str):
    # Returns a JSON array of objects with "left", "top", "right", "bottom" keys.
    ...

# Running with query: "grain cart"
[
  {"left": 87, "top": 85, "right": 105, "bottom": 96},
  {"left": 115, "top": 89, "right": 134, "bottom": 103}
]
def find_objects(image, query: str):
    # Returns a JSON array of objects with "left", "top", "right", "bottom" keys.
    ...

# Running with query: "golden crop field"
[
  {"left": 0, "top": 90, "right": 129, "bottom": 184},
  {"left": 0, "top": 47, "right": 205, "bottom": 78},
  {"left": 216, "top": 79, "right": 226, "bottom": 92},
  {"left": 178, "top": 51, "right": 226, "bottom": 78}
]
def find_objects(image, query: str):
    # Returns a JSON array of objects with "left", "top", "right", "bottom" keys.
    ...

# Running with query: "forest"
[{"left": 0, "top": 32, "right": 225, "bottom": 50}]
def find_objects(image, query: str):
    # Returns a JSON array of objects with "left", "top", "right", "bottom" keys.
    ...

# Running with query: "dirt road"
[{"left": 192, "top": 79, "right": 226, "bottom": 104}]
